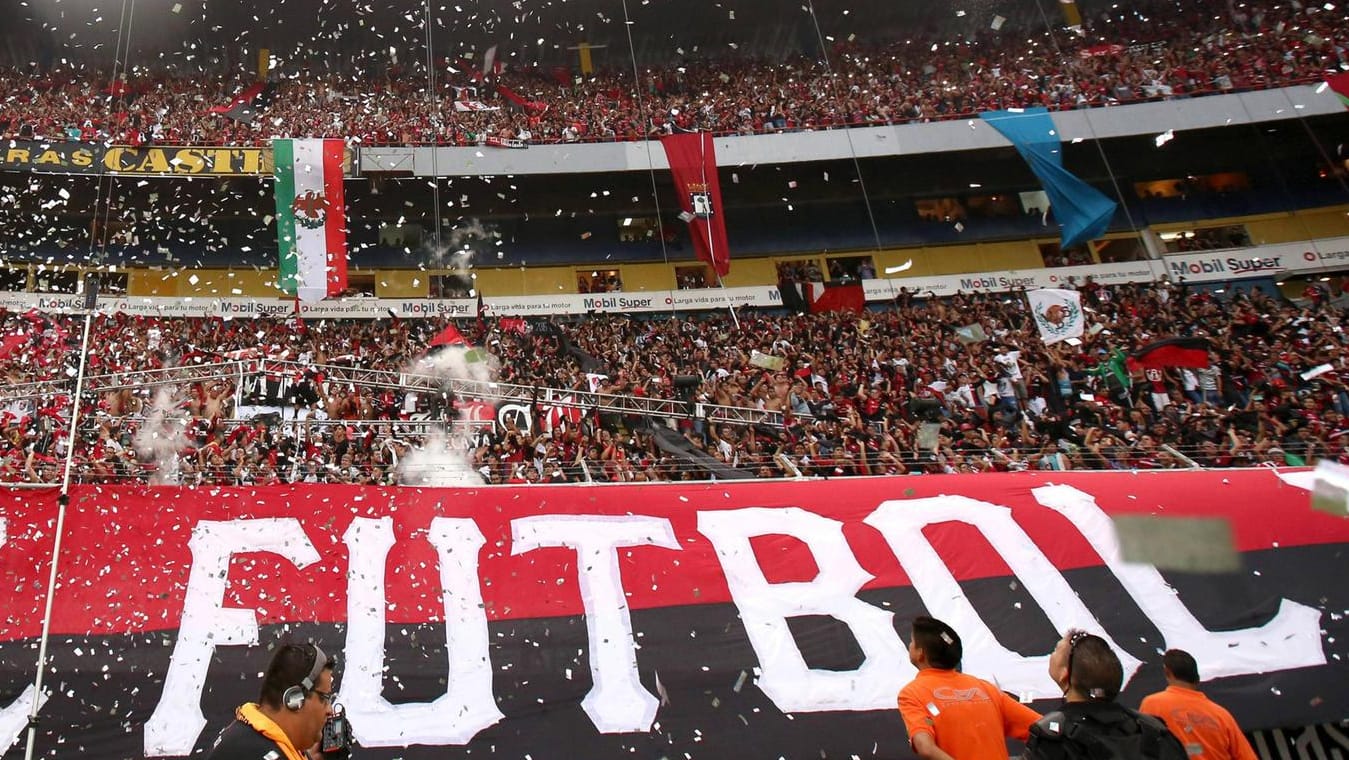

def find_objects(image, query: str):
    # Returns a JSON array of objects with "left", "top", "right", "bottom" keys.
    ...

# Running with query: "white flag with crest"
[{"left": 1027, "top": 288, "right": 1085, "bottom": 345}]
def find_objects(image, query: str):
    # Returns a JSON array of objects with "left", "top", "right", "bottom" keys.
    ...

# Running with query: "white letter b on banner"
[{"left": 698, "top": 507, "right": 908, "bottom": 713}]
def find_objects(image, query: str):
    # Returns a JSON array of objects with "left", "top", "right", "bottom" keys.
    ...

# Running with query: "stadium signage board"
[
  {"left": 0, "top": 289, "right": 788, "bottom": 318},
  {"left": 1163, "top": 252, "right": 1287, "bottom": 283},
  {"left": 0, "top": 470, "right": 1344, "bottom": 758},
  {"left": 0, "top": 141, "right": 355, "bottom": 176},
  {"left": 1160, "top": 235, "right": 1349, "bottom": 282},
  {"left": 860, "top": 260, "right": 1161, "bottom": 300},
  {"left": 1295, "top": 242, "right": 1349, "bottom": 271},
  {"left": 2, "top": 238, "right": 1346, "bottom": 320}
]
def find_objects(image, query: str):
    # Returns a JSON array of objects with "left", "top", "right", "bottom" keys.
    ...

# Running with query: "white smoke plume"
[
  {"left": 133, "top": 387, "right": 189, "bottom": 485},
  {"left": 395, "top": 218, "right": 504, "bottom": 487},
  {"left": 395, "top": 428, "right": 485, "bottom": 487},
  {"left": 425, "top": 218, "right": 501, "bottom": 269},
  {"left": 397, "top": 343, "right": 499, "bottom": 487},
  {"left": 446, "top": 218, "right": 500, "bottom": 248}
]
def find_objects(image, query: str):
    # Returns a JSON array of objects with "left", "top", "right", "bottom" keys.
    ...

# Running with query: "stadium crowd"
[
  {"left": 0, "top": 0, "right": 1342, "bottom": 147},
  {"left": 2, "top": 276, "right": 1348, "bottom": 486}
]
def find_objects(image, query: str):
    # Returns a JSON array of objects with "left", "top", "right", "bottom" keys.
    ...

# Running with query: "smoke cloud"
[
  {"left": 396, "top": 343, "right": 498, "bottom": 486},
  {"left": 133, "top": 387, "right": 189, "bottom": 485}
]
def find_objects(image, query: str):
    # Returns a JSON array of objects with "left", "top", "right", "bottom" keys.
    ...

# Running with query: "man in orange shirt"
[
  {"left": 897, "top": 616, "right": 1042, "bottom": 760},
  {"left": 1139, "top": 649, "right": 1258, "bottom": 760}
]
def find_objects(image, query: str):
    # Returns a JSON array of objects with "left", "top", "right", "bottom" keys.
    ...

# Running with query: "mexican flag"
[{"left": 274, "top": 138, "right": 347, "bottom": 302}]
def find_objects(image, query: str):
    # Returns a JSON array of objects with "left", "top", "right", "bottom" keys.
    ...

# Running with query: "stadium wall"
[
  {"left": 3, "top": 85, "right": 1348, "bottom": 299},
  {"left": 358, "top": 86, "right": 1344, "bottom": 176},
  {"left": 67, "top": 215, "right": 1349, "bottom": 300},
  {"left": 4, "top": 230, "right": 1347, "bottom": 309},
  {"left": 1240, "top": 207, "right": 1349, "bottom": 243}
]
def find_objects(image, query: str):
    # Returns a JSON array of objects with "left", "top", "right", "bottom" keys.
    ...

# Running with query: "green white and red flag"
[{"left": 274, "top": 138, "right": 347, "bottom": 302}]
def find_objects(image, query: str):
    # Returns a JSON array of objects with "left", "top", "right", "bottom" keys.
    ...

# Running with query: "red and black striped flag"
[{"left": 1130, "top": 337, "right": 1211, "bottom": 369}]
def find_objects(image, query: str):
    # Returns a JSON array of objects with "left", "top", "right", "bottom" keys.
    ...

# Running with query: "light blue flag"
[{"left": 980, "top": 108, "right": 1117, "bottom": 249}]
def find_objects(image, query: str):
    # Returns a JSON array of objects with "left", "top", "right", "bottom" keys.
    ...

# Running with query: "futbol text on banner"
[
  {"left": 274, "top": 138, "right": 347, "bottom": 302},
  {"left": 660, "top": 132, "right": 731, "bottom": 278},
  {"left": 0, "top": 470, "right": 1346, "bottom": 758}
]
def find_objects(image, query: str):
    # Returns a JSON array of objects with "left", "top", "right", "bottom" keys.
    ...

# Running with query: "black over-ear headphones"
[
  {"left": 283, "top": 644, "right": 328, "bottom": 712},
  {"left": 1063, "top": 629, "right": 1088, "bottom": 692}
]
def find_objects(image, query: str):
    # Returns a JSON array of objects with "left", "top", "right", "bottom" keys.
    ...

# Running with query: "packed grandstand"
[
  {"left": 0, "top": 0, "right": 1342, "bottom": 146},
  {"left": 3, "top": 275, "right": 1347, "bottom": 485}
]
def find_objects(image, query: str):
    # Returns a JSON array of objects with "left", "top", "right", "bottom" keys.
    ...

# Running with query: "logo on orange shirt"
[{"left": 932, "top": 686, "right": 990, "bottom": 702}]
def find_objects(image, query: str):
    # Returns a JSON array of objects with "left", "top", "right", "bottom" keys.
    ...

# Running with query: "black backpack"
[{"left": 1029, "top": 705, "right": 1188, "bottom": 760}]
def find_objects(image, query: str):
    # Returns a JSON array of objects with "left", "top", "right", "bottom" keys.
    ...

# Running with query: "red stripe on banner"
[
  {"left": 0, "top": 470, "right": 1342, "bottom": 641},
  {"left": 321, "top": 139, "right": 347, "bottom": 297}
]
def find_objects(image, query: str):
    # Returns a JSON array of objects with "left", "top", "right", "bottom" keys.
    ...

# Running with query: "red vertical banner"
[
  {"left": 321, "top": 138, "right": 348, "bottom": 298},
  {"left": 660, "top": 133, "right": 731, "bottom": 278}
]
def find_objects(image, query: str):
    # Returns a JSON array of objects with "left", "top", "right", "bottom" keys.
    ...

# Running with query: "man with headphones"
[
  {"left": 208, "top": 642, "right": 338, "bottom": 760},
  {"left": 1025, "top": 629, "right": 1188, "bottom": 760}
]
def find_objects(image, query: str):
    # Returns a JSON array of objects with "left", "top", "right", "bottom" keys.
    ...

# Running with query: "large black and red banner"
[{"left": 0, "top": 470, "right": 1346, "bottom": 758}]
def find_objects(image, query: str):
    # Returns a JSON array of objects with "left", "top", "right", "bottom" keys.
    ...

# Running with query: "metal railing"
[{"left": 3, "top": 359, "right": 803, "bottom": 428}]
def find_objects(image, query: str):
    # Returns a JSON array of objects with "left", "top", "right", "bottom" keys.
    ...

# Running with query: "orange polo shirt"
[
  {"left": 1139, "top": 684, "right": 1258, "bottom": 760},
  {"left": 897, "top": 668, "right": 1040, "bottom": 759}
]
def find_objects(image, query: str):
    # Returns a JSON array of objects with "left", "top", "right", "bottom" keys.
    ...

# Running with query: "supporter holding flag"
[
  {"left": 1142, "top": 367, "right": 1173, "bottom": 413},
  {"left": 897, "top": 616, "right": 1041, "bottom": 760},
  {"left": 427, "top": 321, "right": 488, "bottom": 366},
  {"left": 1090, "top": 347, "right": 1134, "bottom": 404},
  {"left": 496, "top": 84, "right": 548, "bottom": 115}
]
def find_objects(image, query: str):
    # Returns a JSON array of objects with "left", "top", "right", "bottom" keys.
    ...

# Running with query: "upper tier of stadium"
[{"left": 1, "top": 0, "right": 1341, "bottom": 147}]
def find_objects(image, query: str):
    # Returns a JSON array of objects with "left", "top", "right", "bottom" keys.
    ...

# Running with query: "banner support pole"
[
  {"left": 23, "top": 304, "right": 95, "bottom": 760},
  {"left": 715, "top": 272, "right": 741, "bottom": 331}
]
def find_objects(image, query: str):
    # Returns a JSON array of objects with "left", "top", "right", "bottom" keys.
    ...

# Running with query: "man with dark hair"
[
  {"left": 208, "top": 642, "right": 337, "bottom": 760},
  {"left": 897, "top": 616, "right": 1041, "bottom": 760},
  {"left": 1026, "top": 629, "right": 1187, "bottom": 760},
  {"left": 1139, "top": 649, "right": 1258, "bottom": 760}
]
